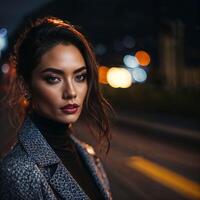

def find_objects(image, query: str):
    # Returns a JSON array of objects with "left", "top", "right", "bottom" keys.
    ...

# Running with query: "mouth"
[{"left": 60, "top": 104, "right": 80, "bottom": 114}]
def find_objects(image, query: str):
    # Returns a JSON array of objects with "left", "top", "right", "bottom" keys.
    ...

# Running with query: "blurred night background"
[{"left": 0, "top": 0, "right": 200, "bottom": 200}]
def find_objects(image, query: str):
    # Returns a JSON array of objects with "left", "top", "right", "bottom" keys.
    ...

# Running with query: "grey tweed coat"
[{"left": 0, "top": 116, "right": 112, "bottom": 200}]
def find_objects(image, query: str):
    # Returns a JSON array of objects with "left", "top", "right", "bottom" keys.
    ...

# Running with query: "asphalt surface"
[{"left": 75, "top": 112, "right": 200, "bottom": 200}]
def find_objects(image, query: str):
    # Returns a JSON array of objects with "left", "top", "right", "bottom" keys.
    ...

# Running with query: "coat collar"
[
  {"left": 18, "top": 116, "right": 60, "bottom": 166},
  {"left": 18, "top": 115, "right": 112, "bottom": 200}
]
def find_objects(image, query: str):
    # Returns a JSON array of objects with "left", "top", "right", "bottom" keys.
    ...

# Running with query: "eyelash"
[
  {"left": 45, "top": 75, "right": 60, "bottom": 84},
  {"left": 75, "top": 73, "right": 88, "bottom": 82},
  {"left": 44, "top": 73, "right": 87, "bottom": 84}
]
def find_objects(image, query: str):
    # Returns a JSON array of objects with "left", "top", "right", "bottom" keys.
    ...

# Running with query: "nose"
[{"left": 62, "top": 81, "right": 77, "bottom": 99}]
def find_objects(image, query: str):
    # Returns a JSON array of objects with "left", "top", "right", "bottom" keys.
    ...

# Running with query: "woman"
[{"left": 0, "top": 16, "right": 113, "bottom": 200}]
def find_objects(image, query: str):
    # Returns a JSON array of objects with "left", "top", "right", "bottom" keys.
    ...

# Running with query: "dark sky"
[
  {"left": 0, "top": 0, "right": 199, "bottom": 67},
  {"left": 1, "top": 0, "right": 199, "bottom": 39},
  {"left": 0, "top": 0, "right": 50, "bottom": 33}
]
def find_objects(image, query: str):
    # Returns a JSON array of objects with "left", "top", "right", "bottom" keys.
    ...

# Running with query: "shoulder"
[
  {"left": 82, "top": 142, "right": 112, "bottom": 196},
  {"left": 73, "top": 138, "right": 110, "bottom": 190},
  {"left": 0, "top": 142, "right": 34, "bottom": 172},
  {"left": 71, "top": 135, "right": 104, "bottom": 167},
  {"left": 0, "top": 142, "right": 44, "bottom": 199},
  {"left": 72, "top": 136, "right": 98, "bottom": 161}
]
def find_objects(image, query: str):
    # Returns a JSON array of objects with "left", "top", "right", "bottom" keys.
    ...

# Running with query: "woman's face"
[{"left": 30, "top": 44, "right": 88, "bottom": 125}]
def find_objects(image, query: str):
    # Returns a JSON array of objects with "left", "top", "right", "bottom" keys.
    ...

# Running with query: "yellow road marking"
[{"left": 126, "top": 156, "right": 200, "bottom": 200}]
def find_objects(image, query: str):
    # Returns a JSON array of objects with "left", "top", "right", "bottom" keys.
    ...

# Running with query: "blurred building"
[{"left": 159, "top": 20, "right": 200, "bottom": 90}]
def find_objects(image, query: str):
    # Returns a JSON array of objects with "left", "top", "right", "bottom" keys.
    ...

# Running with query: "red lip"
[
  {"left": 60, "top": 104, "right": 79, "bottom": 109},
  {"left": 60, "top": 104, "right": 79, "bottom": 114}
]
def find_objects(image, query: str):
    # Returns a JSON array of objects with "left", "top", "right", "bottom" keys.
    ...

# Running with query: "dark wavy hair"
[{"left": 1, "top": 16, "right": 113, "bottom": 155}]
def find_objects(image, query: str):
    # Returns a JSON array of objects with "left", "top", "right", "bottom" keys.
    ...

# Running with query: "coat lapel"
[
  {"left": 18, "top": 116, "right": 90, "bottom": 200},
  {"left": 18, "top": 116, "right": 60, "bottom": 166},
  {"left": 18, "top": 116, "right": 112, "bottom": 200},
  {"left": 49, "top": 163, "right": 90, "bottom": 199}
]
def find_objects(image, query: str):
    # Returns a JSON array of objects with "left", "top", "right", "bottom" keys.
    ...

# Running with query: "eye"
[
  {"left": 44, "top": 75, "right": 61, "bottom": 84},
  {"left": 75, "top": 73, "right": 87, "bottom": 82}
]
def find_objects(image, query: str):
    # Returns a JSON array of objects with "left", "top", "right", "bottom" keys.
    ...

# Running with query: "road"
[{"left": 74, "top": 113, "right": 200, "bottom": 200}]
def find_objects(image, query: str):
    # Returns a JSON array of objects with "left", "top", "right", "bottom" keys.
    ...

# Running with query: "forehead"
[{"left": 36, "top": 43, "right": 86, "bottom": 73}]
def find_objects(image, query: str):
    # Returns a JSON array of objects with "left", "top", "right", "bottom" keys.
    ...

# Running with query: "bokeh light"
[
  {"left": 135, "top": 50, "right": 151, "bottom": 66},
  {"left": 107, "top": 67, "right": 121, "bottom": 88},
  {"left": 132, "top": 67, "right": 147, "bottom": 83},
  {"left": 0, "top": 37, "right": 7, "bottom": 51},
  {"left": 1, "top": 63, "right": 10, "bottom": 74},
  {"left": 107, "top": 67, "right": 132, "bottom": 88},
  {"left": 123, "top": 55, "right": 139, "bottom": 69},
  {"left": 0, "top": 28, "right": 7, "bottom": 37},
  {"left": 98, "top": 66, "right": 109, "bottom": 84},
  {"left": 119, "top": 68, "right": 132, "bottom": 88},
  {"left": 0, "top": 28, "right": 8, "bottom": 53}
]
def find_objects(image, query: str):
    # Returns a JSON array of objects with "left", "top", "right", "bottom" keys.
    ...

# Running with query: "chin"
[{"left": 62, "top": 115, "right": 79, "bottom": 124}]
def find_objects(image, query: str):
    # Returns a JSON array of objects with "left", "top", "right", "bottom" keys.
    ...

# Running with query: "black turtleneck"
[{"left": 29, "top": 111, "right": 104, "bottom": 200}]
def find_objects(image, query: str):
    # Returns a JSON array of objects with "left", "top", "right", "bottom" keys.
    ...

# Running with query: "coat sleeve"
[
  {"left": 0, "top": 146, "right": 56, "bottom": 200},
  {"left": 0, "top": 157, "right": 43, "bottom": 200}
]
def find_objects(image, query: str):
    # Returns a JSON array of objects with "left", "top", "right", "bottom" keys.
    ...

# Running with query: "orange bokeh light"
[
  {"left": 98, "top": 66, "right": 109, "bottom": 84},
  {"left": 135, "top": 50, "right": 150, "bottom": 66}
]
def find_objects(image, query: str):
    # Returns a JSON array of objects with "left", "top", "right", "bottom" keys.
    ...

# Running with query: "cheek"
[{"left": 31, "top": 84, "right": 60, "bottom": 106}]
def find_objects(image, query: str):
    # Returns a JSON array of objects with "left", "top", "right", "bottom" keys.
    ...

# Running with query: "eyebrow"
[{"left": 40, "top": 66, "right": 87, "bottom": 75}]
